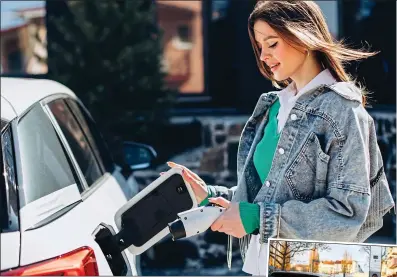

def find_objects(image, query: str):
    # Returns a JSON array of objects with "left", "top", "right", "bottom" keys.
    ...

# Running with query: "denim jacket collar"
[{"left": 252, "top": 81, "right": 363, "bottom": 120}]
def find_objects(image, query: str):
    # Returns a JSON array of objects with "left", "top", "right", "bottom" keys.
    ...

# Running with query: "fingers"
[
  {"left": 211, "top": 220, "right": 239, "bottom": 238},
  {"left": 161, "top": 168, "right": 200, "bottom": 191},
  {"left": 181, "top": 169, "right": 197, "bottom": 187},
  {"left": 167, "top": 161, "right": 186, "bottom": 171},
  {"left": 161, "top": 169, "right": 196, "bottom": 184},
  {"left": 209, "top": 197, "right": 230, "bottom": 208},
  {"left": 181, "top": 169, "right": 195, "bottom": 181},
  {"left": 211, "top": 215, "right": 224, "bottom": 231},
  {"left": 167, "top": 161, "right": 200, "bottom": 179},
  {"left": 161, "top": 167, "right": 196, "bottom": 181},
  {"left": 161, "top": 169, "right": 194, "bottom": 181},
  {"left": 218, "top": 226, "right": 233, "bottom": 234}
]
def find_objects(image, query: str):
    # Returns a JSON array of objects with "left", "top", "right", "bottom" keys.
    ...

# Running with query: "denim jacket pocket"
[{"left": 285, "top": 132, "right": 330, "bottom": 202}]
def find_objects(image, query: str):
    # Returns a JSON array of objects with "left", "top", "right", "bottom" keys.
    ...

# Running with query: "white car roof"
[{"left": 1, "top": 77, "right": 77, "bottom": 122}]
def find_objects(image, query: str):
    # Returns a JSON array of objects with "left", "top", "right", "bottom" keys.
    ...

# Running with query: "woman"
[{"left": 166, "top": 1, "right": 394, "bottom": 275}]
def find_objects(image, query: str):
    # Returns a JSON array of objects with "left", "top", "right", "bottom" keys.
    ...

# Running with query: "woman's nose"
[{"left": 259, "top": 49, "right": 270, "bottom": 62}]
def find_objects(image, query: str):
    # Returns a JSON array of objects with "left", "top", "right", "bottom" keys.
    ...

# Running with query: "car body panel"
[
  {"left": 1, "top": 96, "right": 17, "bottom": 122},
  {"left": 19, "top": 174, "right": 137, "bottom": 275},
  {"left": 1, "top": 77, "right": 142, "bottom": 276},
  {"left": 1, "top": 77, "right": 76, "bottom": 120},
  {"left": 0, "top": 232, "right": 20, "bottom": 271}
]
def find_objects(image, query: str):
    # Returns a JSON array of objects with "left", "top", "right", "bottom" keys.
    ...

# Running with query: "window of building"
[
  {"left": 0, "top": 1, "right": 47, "bottom": 75},
  {"left": 177, "top": 25, "right": 191, "bottom": 43},
  {"left": 156, "top": 1, "right": 204, "bottom": 95},
  {"left": 6, "top": 49, "right": 23, "bottom": 73}
]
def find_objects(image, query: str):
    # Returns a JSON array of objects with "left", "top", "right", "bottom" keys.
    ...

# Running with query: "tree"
[
  {"left": 360, "top": 246, "right": 387, "bottom": 267},
  {"left": 341, "top": 250, "right": 352, "bottom": 277},
  {"left": 360, "top": 246, "right": 371, "bottom": 256},
  {"left": 360, "top": 246, "right": 372, "bottom": 269},
  {"left": 46, "top": 0, "right": 176, "bottom": 165},
  {"left": 381, "top": 247, "right": 387, "bottom": 261},
  {"left": 269, "top": 241, "right": 331, "bottom": 271}
]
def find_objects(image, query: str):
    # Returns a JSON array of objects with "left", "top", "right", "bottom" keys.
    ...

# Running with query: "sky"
[
  {"left": 290, "top": 243, "right": 370, "bottom": 272},
  {"left": 1, "top": 1, "right": 45, "bottom": 30}
]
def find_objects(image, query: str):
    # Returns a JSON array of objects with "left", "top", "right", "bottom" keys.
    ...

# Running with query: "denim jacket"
[{"left": 211, "top": 82, "right": 395, "bottom": 264}]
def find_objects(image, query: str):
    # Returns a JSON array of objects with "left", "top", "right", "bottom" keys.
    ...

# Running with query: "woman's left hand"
[{"left": 209, "top": 197, "right": 247, "bottom": 238}]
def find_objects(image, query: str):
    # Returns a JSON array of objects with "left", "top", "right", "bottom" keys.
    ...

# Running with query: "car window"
[
  {"left": 1, "top": 119, "right": 9, "bottom": 131},
  {"left": 65, "top": 99, "right": 114, "bottom": 173},
  {"left": 0, "top": 142, "right": 6, "bottom": 229},
  {"left": 48, "top": 99, "right": 103, "bottom": 187},
  {"left": 0, "top": 145, "right": 6, "bottom": 230},
  {"left": 17, "top": 103, "right": 82, "bottom": 205},
  {"left": 0, "top": 125, "right": 19, "bottom": 232}
]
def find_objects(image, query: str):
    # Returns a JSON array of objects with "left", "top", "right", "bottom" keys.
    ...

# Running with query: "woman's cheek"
[{"left": 273, "top": 44, "right": 285, "bottom": 62}]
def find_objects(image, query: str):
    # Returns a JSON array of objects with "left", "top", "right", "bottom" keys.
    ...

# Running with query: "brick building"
[{"left": 1, "top": 4, "right": 47, "bottom": 74}]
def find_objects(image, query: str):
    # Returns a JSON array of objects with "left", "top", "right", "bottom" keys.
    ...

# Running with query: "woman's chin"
[
  {"left": 272, "top": 74, "right": 286, "bottom": 82},
  {"left": 273, "top": 71, "right": 293, "bottom": 82}
]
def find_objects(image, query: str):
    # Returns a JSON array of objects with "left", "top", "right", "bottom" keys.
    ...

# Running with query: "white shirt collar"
[
  {"left": 278, "top": 69, "right": 337, "bottom": 102},
  {"left": 275, "top": 69, "right": 337, "bottom": 134}
]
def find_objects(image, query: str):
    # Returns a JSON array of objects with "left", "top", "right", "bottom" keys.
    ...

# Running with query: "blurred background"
[{"left": 1, "top": 0, "right": 395, "bottom": 275}]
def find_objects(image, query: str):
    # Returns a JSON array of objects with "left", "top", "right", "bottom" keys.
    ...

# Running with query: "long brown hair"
[{"left": 248, "top": 1, "right": 379, "bottom": 106}]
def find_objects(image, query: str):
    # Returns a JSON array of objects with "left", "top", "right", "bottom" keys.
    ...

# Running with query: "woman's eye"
[{"left": 269, "top": 42, "right": 278, "bottom": 48}]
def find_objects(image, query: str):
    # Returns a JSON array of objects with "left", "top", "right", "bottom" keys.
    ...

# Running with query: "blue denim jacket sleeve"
[{"left": 257, "top": 104, "right": 393, "bottom": 243}]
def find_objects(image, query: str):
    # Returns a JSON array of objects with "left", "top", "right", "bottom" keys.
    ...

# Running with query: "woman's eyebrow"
[
  {"left": 263, "top": 35, "right": 278, "bottom": 41},
  {"left": 254, "top": 29, "right": 278, "bottom": 42},
  {"left": 255, "top": 35, "right": 278, "bottom": 44}
]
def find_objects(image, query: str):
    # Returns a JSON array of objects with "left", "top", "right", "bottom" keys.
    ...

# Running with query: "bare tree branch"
[
  {"left": 360, "top": 246, "right": 371, "bottom": 256},
  {"left": 269, "top": 254, "right": 283, "bottom": 267}
]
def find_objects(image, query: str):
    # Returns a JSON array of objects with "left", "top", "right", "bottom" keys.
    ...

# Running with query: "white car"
[{"left": 0, "top": 77, "right": 157, "bottom": 276}]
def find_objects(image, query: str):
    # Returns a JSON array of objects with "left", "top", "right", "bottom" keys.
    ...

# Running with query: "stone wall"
[{"left": 135, "top": 110, "right": 396, "bottom": 275}]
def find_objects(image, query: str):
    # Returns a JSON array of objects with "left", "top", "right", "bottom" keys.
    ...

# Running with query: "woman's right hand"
[{"left": 162, "top": 161, "right": 209, "bottom": 204}]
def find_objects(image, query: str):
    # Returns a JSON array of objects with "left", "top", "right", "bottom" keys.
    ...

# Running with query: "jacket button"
[
  {"left": 265, "top": 181, "right": 271, "bottom": 187},
  {"left": 278, "top": 148, "right": 285, "bottom": 155},
  {"left": 290, "top": 114, "right": 298, "bottom": 121}
]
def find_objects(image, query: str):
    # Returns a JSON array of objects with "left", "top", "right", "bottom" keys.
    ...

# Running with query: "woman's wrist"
[
  {"left": 239, "top": 202, "right": 260, "bottom": 234},
  {"left": 199, "top": 186, "right": 215, "bottom": 206}
]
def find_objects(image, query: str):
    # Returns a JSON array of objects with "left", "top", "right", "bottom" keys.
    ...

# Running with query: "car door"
[
  {"left": 58, "top": 97, "right": 153, "bottom": 275},
  {"left": 8, "top": 96, "right": 136, "bottom": 276},
  {"left": 44, "top": 95, "right": 140, "bottom": 274}
]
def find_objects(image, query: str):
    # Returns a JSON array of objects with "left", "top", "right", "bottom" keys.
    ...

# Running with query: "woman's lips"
[{"left": 270, "top": 63, "right": 280, "bottom": 72}]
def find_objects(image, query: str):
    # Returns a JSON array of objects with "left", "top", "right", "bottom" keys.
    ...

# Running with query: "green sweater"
[{"left": 200, "top": 99, "right": 281, "bottom": 234}]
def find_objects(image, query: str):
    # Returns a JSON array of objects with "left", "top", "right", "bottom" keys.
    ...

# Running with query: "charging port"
[{"left": 92, "top": 223, "right": 131, "bottom": 276}]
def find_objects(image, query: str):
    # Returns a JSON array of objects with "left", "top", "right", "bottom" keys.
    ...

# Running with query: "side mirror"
[{"left": 123, "top": 142, "right": 157, "bottom": 170}]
